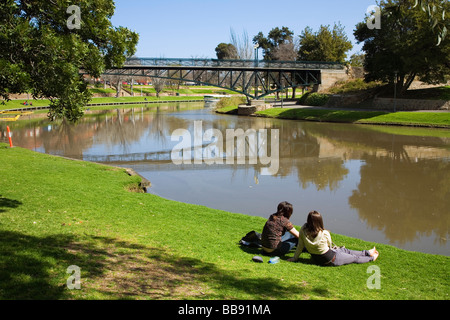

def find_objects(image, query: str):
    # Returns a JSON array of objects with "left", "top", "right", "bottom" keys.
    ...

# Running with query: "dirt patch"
[{"left": 64, "top": 238, "right": 211, "bottom": 299}]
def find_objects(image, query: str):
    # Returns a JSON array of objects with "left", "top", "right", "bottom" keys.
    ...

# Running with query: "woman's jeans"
[
  {"left": 267, "top": 232, "right": 298, "bottom": 256},
  {"left": 330, "top": 247, "right": 374, "bottom": 266}
]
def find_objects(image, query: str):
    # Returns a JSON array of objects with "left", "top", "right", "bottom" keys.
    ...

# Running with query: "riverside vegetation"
[
  {"left": 0, "top": 95, "right": 204, "bottom": 111},
  {"left": 0, "top": 143, "right": 448, "bottom": 300},
  {"left": 216, "top": 104, "right": 450, "bottom": 128},
  {"left": 216, "top": 82, "right": 450, "bottom": 129},
  {"left": 4, "top": 82, "right": 449, "bottom": 129}
]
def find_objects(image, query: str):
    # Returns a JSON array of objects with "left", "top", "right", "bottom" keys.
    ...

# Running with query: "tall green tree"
[
  {"left": 354, "top": 0, "right": 450, "bottom": 94},
  {"left": 0, "top": 0, "right": 139, "bottom": 122},
  {"left": 297, "top": 23, "right": 353, "bottom": 63},
  {"left": 215, "top": 43, "right": 239, "bottom": 60},
  {"left": 348, "top": 53, "right": 366, "bottom": 67},
  {"left": 253, "top": 26, "right": 294, "bottom": 60}
]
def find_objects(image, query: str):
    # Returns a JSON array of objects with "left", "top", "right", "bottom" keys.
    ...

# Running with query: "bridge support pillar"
[
  {"left": 250, "top": 99, "right": 266, "bottom": 106},
  {"left": 238, "top": 99, "right": 272, "bottom": 115}
]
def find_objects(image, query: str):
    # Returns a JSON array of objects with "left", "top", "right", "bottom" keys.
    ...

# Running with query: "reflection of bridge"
[
  {"left": 83, "top": 150, "right": 174, "bottom": 163},
  {"left": 81, "top": 140, "right": 321, "bottom": 166},
  {"left": 100, "top": 58, "right": 345, "bottom": 100}
]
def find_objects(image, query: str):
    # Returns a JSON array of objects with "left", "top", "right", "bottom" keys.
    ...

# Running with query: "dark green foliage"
[
  {"left": 354, "top": 0, "right": 450, "bottom": 94},
  {"left": 0, "top": 0, "right": 139, "bottom": 121},
  {"left": 253, "top": 27, "right": 295, "bottom": 61},
  {"left": 298, "top": 92, "right": 330, "bottom": 106},
  {"left": 298, "top": 23, "right": 353, "bottom": 63},
  {"left": 215, "top": 43, "right": 239, "bottom": 60}
]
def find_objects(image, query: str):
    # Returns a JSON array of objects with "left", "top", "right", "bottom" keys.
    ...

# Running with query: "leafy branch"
[{"left": 413, "top": 0, "right": 448, "bottom": 45}]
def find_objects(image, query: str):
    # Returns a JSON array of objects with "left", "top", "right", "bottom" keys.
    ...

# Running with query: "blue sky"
[{"left": 111, "top": 0, "right": 377, "bottom": 59}]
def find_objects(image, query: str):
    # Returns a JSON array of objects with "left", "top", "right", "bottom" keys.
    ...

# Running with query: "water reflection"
[
  {"left": 350, "top": 156, "right": 449, "bottom": 248},
  {"left": 1, "top": 104, "right": 449, "bottom": 255}
]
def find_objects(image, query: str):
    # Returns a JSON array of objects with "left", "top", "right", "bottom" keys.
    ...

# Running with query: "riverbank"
[
  {"left": 0, "top": 143, "right": 448, "bottom": 300},
  {"left": 216, "top": 105, "right": 450, "bottom": 129},
  {"left": 0, "top": 95, "right": 204, "bottom": 112}
]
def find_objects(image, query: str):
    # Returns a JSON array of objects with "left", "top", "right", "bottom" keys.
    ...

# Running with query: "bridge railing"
[{"left": 124, "top": 58, "right": 345, "bottom": 70}]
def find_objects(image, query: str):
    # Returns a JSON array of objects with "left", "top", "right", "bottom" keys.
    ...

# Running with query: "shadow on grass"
[
  {"left": 239, "top": 244, "right": 317, "bottom": 265},
  {"left": 0, "top": 231, "right": 73, "bottom": 299},
  {"left": 0, "top": 230, "right": 327, "bottom": 300},
  {"left": 0, "top": 195, "right": 22, "bottom": 213}
]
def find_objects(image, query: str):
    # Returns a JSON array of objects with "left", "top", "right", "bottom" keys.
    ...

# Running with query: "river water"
[{"left": 2, "top": 102, "right": 449, "bottom": 255}]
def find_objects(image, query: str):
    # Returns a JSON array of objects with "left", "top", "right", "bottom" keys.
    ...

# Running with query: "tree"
[
  {"left": 253, "top": 27, "right": 295, "bottom": 60},
  {"left": 272, "top": 42, "right": 298, "bottom": 61},
  {"left": 152, "top": 77, "right": 165, "bottom": 98},
  {"left": 103, "top": 74, "right": 124, "bottom": 98},
  {"left": 412, "top": 0, "right": 448, "bottom": 45},
  {"left": 0, "top": 0, "right": 139, "bottom": 122},
  {"left": 297, "top": 23, "right": 353, "bottom": 63},
  {"left": 354, "top": 0, "right": 450, "bottom": 94},
  {"left": 230, "top": 28, "right": 253, "bottom": 59},
  {"left": 348, "top": 53, "right": 366, "bottom": 67},
  {"left": 252, "top": 27, "right": 297, "bottom": 98},
  {"left": 215, "top": 43, "right": 239, "bottom": 60}
]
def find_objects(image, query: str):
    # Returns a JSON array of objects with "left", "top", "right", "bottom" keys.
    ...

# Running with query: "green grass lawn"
[
  {"left": 88, "top": 88, "right": 117, "bottom": 94},
  {"left": 87, "top": 95, "right": 203, "bottom": 104},
  {"left": 0, "top": 143, "right": 448, "bottom": 300},
  {"left": 0, "top": 96, "right": 204, "bottom": 111},
  {"left": 0, "top": 98, "right": 51, "bottom": 110},
  {"left": 253, "top": 108, "right": 450, "bottom": 128}
]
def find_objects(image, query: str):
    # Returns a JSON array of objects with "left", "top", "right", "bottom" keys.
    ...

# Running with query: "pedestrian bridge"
[{"left": 100, "top": 58, "right": 345, "bottom": 100}]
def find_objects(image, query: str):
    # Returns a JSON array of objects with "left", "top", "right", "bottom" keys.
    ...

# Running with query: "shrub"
[
  {"left": 328, "top": 79, "right": 382, "bottom": 94},
  {"left": 216, "top": 96, "right": 246, "bottom": 109},
  {"left": 298, "top": 92, "right": 329, "bottom": 106}
]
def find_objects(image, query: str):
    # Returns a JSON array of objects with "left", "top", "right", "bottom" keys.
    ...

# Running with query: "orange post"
[{"left": 6, "top": 126, "right": 13, "bottom": 148}]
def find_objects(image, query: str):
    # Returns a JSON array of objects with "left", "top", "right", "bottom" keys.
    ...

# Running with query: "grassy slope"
[
  {"left": 0, "top": 96, "right": 204, "bottom": 111},
  {"left": 254, "top": 108, "right": 450, "bottom": 128},
  {"left": 0, "top": 144, "right": 448, "bottom": 300},
  {"left": 398, "top": 85, "right": 450, "bottom": 100}
]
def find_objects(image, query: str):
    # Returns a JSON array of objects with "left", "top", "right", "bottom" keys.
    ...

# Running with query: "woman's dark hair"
[
  {"left": 275, "top": 201, "right": 293, "bottom": 219},
  {"left": 305, "top": 210, "right": 324, "bottom": 239}
]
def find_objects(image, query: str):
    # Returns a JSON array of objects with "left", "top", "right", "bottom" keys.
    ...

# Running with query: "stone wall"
[
  {"left": 237, "top": 100, "right": 272, "bottom": 115},
  {"left": 326, "top": 91, "right": 375, "bottom": 108},
  {"left": 325, "top": 95, "right": 449, "bottom": 111},
  {"left": 318, "top": 66, "right": 366, "bottom": 92},
  {"left": 318, "top": 69, "right": 349, "bottom": 92},
  {"left": 372, "top": 97, "right": 450, "bottom": 111}
]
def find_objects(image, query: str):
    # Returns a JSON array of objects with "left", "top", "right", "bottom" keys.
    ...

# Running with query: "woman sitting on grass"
[
  {"left": 288, "top": 210, "right": 379, "bottom": 266},
  {"left": 261, "top": 201, "right": 300, "bottom": 256}
]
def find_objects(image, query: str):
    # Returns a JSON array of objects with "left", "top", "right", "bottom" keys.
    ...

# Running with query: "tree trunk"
[
  {"left": 395, "top": 74, "right": 405, "bottom": 97},
  {"left": 402, "top": 73, "right": 416, "bottom": 95},
  {"left": 115, "top": 80, "right": 121, "bottom": 98}
]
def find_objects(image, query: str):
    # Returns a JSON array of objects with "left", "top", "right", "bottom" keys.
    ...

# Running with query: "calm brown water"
[{"left": 2, "top": 103, "right": 449, "bottom": 255}]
